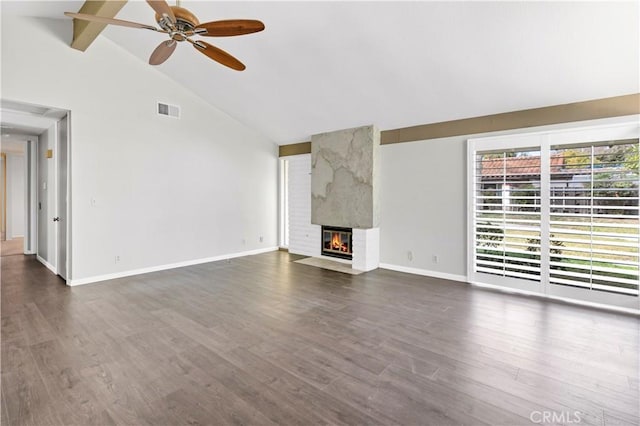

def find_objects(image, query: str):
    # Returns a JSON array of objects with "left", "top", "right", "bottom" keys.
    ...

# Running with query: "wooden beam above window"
[
  {"left": 278, "top": 142, "right": 311, "bottom": 157},
  {"left": 381, "top": 93, "right": 640, "bottom": 145},
  {"left": 70, "top": 1, "right": 128, "bottom": 52}
]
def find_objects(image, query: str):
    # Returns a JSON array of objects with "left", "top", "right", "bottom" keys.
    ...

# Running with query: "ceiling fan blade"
[
  {"left": 195, "top": 20, "right": 265, "bottom": 37},
  {"left": 192, "top": 41, "right": 246, "bottom": 71},
  {"left": 149, "top": 40, "right": 177, "bottom": 65},
  {"left": 146, "top": 1, "right": 176, "bottom": 24},
  {"left": 64, "top": 12, "right": 159, "bottom": 31}
]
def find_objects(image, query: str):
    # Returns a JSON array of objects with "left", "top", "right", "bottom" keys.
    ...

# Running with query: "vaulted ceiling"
[{"left": 3, "top": 1, "right": 639, "bottom": 144}]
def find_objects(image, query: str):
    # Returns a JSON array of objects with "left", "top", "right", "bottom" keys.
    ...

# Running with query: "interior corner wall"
[
  {"left": 1, "top": 16, "right": 278, "bottom": 282},
  {"left": 378, "top": 114, "right": 639, "bottom": 280}
]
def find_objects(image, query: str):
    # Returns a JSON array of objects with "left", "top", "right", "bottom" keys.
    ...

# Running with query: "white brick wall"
[
  {"left": 287, "top": 155, "right": 321, "bottom": 256},
  {"left": 353, "top": 228, "right": 380, "bottom": 271}
]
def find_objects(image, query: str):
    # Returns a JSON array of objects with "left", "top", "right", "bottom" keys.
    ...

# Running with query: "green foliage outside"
[
  {"left": 476, "top": 223, "right": 503, "bottom": 247},
  {"left": 561, "top": 144, "right": 639, "bottom": 171},
  {"left": 525, "top": 235, "right": 565, "bottom": 262}
]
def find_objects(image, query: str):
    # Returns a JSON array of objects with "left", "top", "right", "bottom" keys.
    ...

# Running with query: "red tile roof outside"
[{"left": 480, "top": 154, "right": 564, "bottom": 177}]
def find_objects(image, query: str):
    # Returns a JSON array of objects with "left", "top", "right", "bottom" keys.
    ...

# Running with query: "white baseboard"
[
  {"left": 378, "top": 263, "right": 467, "bottom": 283},
  {"left": 37, "top": 255, "right": 57, "bottom": 274},
  {"left": 67, "top": 246, "right": 279, "bottom": 286},
  {"left": 379, "top": 264, "right": 638, "bottom": 315}
]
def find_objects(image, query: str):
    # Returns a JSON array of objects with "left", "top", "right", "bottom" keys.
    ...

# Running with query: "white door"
[{"left": 56, "top": 115, "right": 68, "bottom": 280}]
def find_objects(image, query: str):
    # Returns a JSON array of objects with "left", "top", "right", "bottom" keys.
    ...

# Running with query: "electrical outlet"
[
  {"left": 432, "top": 255, "right": 438, "bottom": 263},
  {"left": 115, "top": 255, "right": 120, "bottom": 263},
  {"left": 259, "top": 236, "right": 264, "bottom": 243},
  {"left": 407, "top": 251, "right": 413, "bottom": 261}
]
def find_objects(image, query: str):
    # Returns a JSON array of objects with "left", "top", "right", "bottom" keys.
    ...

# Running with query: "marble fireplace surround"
[
  {"left": 311, "top": 125, "right": 380, "bottom": 228},
  {"left": 311, "top": 125, "right": 380, "bottom": 271}
]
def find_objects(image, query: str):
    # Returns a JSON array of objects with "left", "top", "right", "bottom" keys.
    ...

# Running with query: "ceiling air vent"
[{"left": 157, "top": 102, "right": 180, "bottom": 118}]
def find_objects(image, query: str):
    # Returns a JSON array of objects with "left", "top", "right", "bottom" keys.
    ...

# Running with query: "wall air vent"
[{"left": 157, "top": 102, "right": 180, "bottom": 118}]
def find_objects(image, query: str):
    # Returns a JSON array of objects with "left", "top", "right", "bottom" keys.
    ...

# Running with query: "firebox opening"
[{"left": 321, "top": 226, "right": 352, "bottom": 260}]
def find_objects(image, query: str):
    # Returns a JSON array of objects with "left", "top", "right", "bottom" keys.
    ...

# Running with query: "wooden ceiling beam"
[{"left": 70, "top": 1, "right": 128, "bottom": 52}]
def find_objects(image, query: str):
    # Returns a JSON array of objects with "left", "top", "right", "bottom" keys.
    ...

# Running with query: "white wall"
[
  {"left": 1, "top": 16, "right": 278, "bottom": 282},
  {"left": 6, "top": 153, "right": 25, "bottom": 239},
  {"left": 287, "top": 154, "right": 321, "bottom": 256},
  {"left": 379, "top": 137, "right": 467, "bottom": 279},
  {"left": 25, "top": 139, "right": 38, "bottom": 254},
  {"left": 37, "top": 125, "right": 55, "bottom": 264}
]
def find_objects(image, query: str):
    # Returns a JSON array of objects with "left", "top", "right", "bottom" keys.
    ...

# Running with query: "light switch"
[{"left": 42, "top": 181, "right": 47, "bottom": 190}]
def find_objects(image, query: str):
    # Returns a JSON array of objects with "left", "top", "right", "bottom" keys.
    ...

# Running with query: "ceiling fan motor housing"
[{"left": 156, "top": 6, "right": 200, "bottom": 32}]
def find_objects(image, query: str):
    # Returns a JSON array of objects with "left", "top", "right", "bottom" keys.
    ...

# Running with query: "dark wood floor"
[{"left": 1, "top": 252, "right": 638, "bottom": 426}]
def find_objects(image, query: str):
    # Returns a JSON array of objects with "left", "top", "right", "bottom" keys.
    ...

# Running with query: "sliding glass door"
[
  {"left": 468, "top": 122, "right": 640, "bottom": 309},
  {"left": 549, "top": 141, "right": 639, "bottom": 295},
  {"left": 473, "top": 145, "right": 543, "bottom": 291}
]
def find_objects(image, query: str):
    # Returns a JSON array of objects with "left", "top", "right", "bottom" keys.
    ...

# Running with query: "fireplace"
[{"left": 321, "top": 226, "right": 353, "bottom": 260}]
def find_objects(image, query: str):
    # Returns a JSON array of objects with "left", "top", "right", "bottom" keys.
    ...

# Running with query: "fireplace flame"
[
  {"left": 331, "top": 233, "right": 342, "bottom": 250},
  {"left": 330, "top": 232, "right": 349, "bottom": 253}
]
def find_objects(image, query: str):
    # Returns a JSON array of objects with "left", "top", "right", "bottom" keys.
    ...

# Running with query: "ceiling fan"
[{"left": 64, "top": 0, "right": 264, "bottom": 71}]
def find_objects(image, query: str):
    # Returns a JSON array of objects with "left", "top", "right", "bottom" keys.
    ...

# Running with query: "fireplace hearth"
[{"left": 321, "top": 226, "right": 353, "bottom": 260}]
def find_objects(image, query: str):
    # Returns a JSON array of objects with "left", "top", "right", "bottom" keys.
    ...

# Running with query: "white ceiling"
[{"left": 3, "top": 1, "right": 639, "bottom": 144}]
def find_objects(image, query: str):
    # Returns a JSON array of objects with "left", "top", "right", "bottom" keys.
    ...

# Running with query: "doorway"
[{"left": 1, "top": 99, "right": 70, "bottom": 281}]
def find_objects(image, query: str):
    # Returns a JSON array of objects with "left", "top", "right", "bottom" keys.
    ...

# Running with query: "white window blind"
[
  {"left": 474, "top": 148, "right": 542, "bottom": 282},
  {"left": 470, "top": 128, "right": 640, "bottom": 309},
  {"left": 549, "top": 140, "right": 639, "bottom": 295}
]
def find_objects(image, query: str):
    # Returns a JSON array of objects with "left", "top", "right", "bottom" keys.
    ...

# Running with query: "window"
[{"left": 468, "top": 122, "right": 640, "bottom": 309}]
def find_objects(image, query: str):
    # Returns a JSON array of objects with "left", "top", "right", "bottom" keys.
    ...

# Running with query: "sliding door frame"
[{"left": 467, "top": 120, "right": 640, "bottom": 310}]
